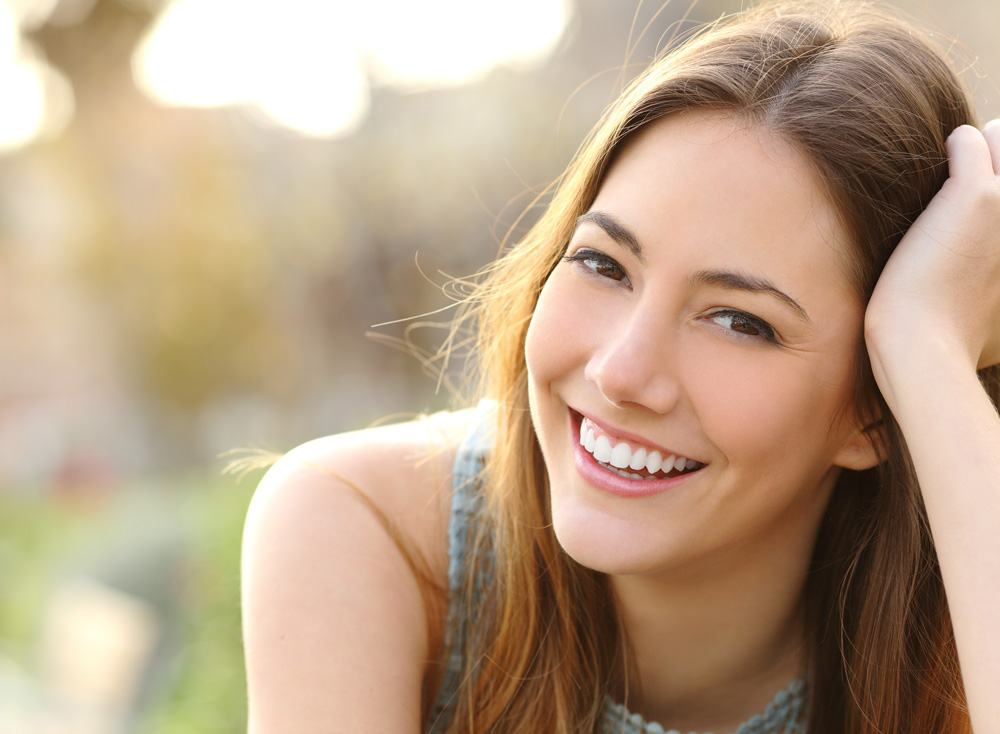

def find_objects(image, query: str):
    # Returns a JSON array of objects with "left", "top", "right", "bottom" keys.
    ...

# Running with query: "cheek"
[
  {"left": 524, "top": 273, "right": 592, "bottom": 385},
  {"left": 682, "top": 342, "right": 854, "bottom": 467}
]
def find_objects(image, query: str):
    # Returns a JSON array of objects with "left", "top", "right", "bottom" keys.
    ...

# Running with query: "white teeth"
[
  {"left": 628, "top": 447, "right": 647, "bottom": 471},
  {"left": 594, "top": 434, "right": 612, "bottom": 462},
  {"left": 610, "top": 442, "right": 631, "bottom": 468},
  {"left": 577, "top": 416, "right": 704, "bottom": 475}
]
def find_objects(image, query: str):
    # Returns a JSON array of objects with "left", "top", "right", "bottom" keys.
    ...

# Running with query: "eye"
[
  {"left": 561, "top": 248, "right": 629, "bottom": 285},
  {"left": 706, "top": 309, "right": 779, "bottom": 345}
]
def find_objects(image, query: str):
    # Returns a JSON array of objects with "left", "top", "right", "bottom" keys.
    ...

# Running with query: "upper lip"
[{"left": 570, "top": 406, "right": 704, "bottom": 463}]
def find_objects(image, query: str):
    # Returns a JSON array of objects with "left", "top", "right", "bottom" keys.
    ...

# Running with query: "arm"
[
  {"left": 867, "top": 334, "right": 1000, "bottom": 732},
  {"left": 241, "top": 437, "right": 430, "bottom": 733},
  {"left": 240, "top": 409, "right": 474, "bottom": 733},
  {"left": 864, "top": 120, "right": 1000, "bottom": 732}
]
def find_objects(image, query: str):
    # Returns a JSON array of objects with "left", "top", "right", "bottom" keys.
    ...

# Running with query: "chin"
[{"left": 548, "top": 490, "right": 691, "bottom": 576}]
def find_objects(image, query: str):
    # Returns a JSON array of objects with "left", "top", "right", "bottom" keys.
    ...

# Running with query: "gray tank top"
[{"left": 426, "top": 402, "right": 809, "bottom": 733}]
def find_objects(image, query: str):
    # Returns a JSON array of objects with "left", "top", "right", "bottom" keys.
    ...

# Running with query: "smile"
[
  {"left": 567, "top": 408, "right": 707, "bottom": 498},
  {"left": 580, "top": 415, "right": 704, "bottom": 477}
]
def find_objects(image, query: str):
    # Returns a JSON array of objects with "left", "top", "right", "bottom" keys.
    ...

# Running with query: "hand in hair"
[
  {"left": 864, "top": 120, "right": 1000, "bottom": 374},
  {"left": 862, "top": 118, "right": 1000, "bottom": 734}
]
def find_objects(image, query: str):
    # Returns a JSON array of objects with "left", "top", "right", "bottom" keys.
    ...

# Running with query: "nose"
[{"left": 583, "top": 309, "right": 682, "bottom": 415}]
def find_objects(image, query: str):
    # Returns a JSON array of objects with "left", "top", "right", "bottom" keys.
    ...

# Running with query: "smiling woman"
[
  {"left": 239, "top": 0, "right": 1000, "bottom": 732},
  {"left": 527, "top": 111, "right": 876, "bottom": 588}
]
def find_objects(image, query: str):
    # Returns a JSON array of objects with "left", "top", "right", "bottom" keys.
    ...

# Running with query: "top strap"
[{"left": 425, "top": 399, "right": 495, "bottom": 733}]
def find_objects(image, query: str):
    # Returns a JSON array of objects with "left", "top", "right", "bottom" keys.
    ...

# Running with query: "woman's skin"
[
  {"left": 524, "top": 109, "right": 1000, "bottom": 731},
  {"left": 864, "top": 119, "right": 1000, "bottom": 731}
]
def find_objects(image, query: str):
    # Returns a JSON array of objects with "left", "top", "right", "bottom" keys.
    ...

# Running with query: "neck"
[{"left": 606, "top": 473, "right": 832, "bottom": 733}]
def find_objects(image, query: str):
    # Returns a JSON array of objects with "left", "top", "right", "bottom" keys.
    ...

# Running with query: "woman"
[{"left": 240, "top": 1, "right": 1000, "bottom": 731}]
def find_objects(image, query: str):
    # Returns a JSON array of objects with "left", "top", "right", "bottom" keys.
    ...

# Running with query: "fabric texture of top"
[{"left": 426, "top": 400, "right": 810, "bottom": 733}]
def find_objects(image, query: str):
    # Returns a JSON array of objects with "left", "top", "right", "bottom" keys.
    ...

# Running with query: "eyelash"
[{"left": 560, "top": 248, "right": 779, "bottom": 345}]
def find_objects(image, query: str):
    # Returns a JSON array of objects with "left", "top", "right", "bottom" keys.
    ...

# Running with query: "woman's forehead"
[
  {"left": 597, "top": 112, "right": 835, "bottom": 240},
  {"left": 588, "top": 110, "right": 857, "bottom": 307}
]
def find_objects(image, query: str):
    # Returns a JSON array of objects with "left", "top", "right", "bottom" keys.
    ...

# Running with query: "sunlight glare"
[
  {"left": 360, "top": 0, "right": 572, "bottom": 91},
  {"left": 132, "top": 0, "right": 572, "bottom": 138},
  {"left": 133, "top": 0, "right": 369, "bottom": 138},
  {"left": 0, "top": 57, "right": 45, "bottom": 151},
  {"left": 0, "top": 1, "right": 16, "bottom": 60},
  {"left": 0, "top": 1, "right": 74, "bottom": 152},
  {"left": 3, "top": 0, "right": 59, "bottom": 31}
]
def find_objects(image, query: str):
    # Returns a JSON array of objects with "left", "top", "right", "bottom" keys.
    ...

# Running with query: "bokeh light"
[
  {"left": 132, "top": 0, "right": 572, "bottom": 138},
  {"left": 0, "top": 0, "right": 74, "bottom": 152}
]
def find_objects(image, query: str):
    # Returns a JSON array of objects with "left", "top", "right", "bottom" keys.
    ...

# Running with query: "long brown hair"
[
  {"left": 420, "top": 1, "right": 998, "bottom": 731},
  {"left": 230, "top": 1, "right": 995, "bottom": 731}
]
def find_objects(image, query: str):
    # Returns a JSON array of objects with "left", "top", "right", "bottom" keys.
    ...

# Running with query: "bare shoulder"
[
  {"left": 253, "top": 405, "right": 481, "bottom": 574},
  {"left": 240, "top": 405, "right": 481, "bottom": 732}
]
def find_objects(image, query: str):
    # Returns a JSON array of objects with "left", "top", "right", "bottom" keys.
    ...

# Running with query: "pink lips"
[{"left": 568, "top": 409, "right": 705, "bottom": 498}]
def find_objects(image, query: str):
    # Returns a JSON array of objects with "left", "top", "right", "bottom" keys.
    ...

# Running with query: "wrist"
[
  {"left": 866, "top": 316, "right": 977, "bottom": 371},
  {"left": 865, "top": 326, "right": 979, "bottom": 411}
]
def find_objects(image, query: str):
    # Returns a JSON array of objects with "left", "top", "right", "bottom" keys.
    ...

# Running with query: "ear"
[{"left": 832, "top": 416, "right": 887, "bottom": 471}]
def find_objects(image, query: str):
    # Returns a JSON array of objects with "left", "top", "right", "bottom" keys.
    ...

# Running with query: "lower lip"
[{"left": 569, "top": 410, "right": 705, "bottom": 498}]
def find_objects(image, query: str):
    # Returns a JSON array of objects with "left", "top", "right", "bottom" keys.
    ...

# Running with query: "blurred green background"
[{"left": 0, "top": 0, "right": 996, "bottom": 731}]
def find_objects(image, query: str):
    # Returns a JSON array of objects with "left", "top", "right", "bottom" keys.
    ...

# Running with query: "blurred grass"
[
  {"left": 0, "top": 468, "right": 263, "bottom": 733},
  {"left": 0, "top": 491, "right": 98, "bottom": 662}
]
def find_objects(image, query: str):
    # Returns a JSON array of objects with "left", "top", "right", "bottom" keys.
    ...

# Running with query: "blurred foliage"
[
  {"left": 138, "top": 472, "right": 256, "bottom": 734},
  {"left": 73, "top": 154, "right": 292, "bottom": 411},
  {"left": 0, "top": 472, "right": 257, "bottom": 733},
  {"left": 0, "top": 494, "right": 97, "bottom": 660}
]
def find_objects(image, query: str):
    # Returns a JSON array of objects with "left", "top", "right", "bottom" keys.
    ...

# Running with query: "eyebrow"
[{"left": 574, "top": 210, "right": 812, "bottom": 324}]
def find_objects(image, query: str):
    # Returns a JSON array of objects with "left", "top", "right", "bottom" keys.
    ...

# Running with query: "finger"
[
  {"left": 945, "top": 124, "right": 995, "bottom": 182},
  {"left": 983, "top": 118, "right": 1000, "bottom": 177}
]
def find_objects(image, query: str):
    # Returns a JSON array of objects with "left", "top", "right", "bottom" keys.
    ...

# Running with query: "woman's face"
[{"left": 525, "top": 110, "right": 880, "bottom": 576}]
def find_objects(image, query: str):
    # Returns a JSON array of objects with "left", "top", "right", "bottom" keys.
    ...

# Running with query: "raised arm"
[{"left": 864, "top": 120, "right": 1000, "bottom": 732}]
